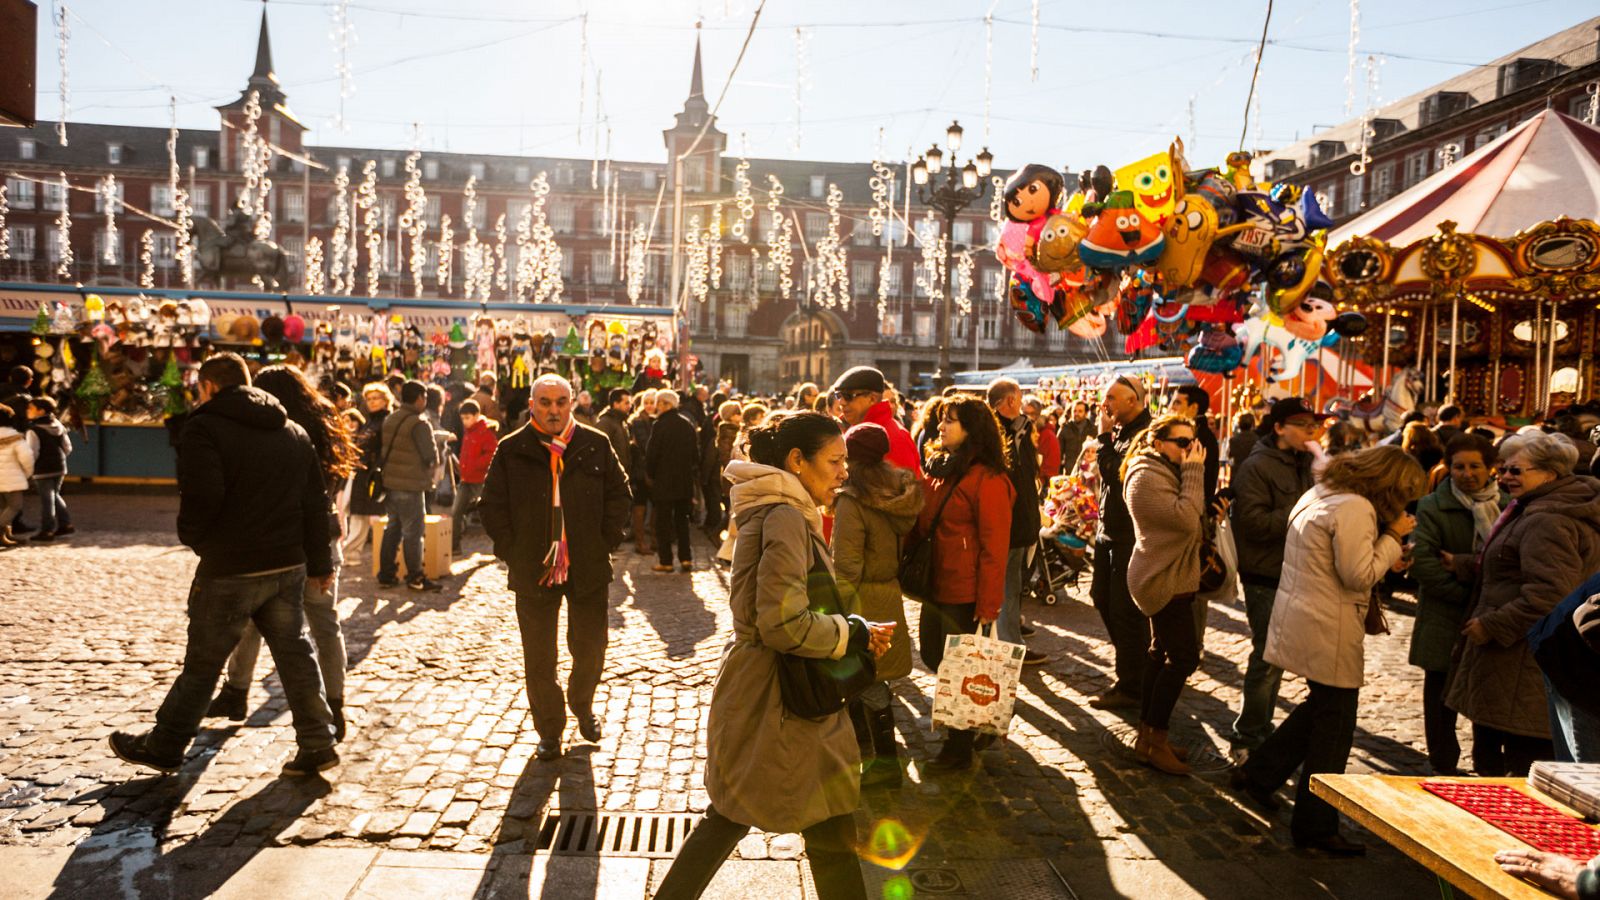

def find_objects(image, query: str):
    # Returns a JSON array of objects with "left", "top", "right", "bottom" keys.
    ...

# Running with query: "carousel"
[{"left": 1324, "top": 109, "right": 1600, "bottom": 421}]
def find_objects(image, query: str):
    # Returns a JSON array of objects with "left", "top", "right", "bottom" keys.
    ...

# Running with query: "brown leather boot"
[
  {"left": 0, "top": 527, "right": 19, "bottom": 548},
  {"left": 632, "top": 507, "right": 653, "bottom": 554},
  {"left": 1133, "top": 723, "right": 1153, "bottom": 764},
  {"left": 1146, "top": 728, "right": 1192, "bottom": 776}
]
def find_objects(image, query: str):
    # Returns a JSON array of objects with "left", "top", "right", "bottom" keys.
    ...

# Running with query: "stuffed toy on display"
[{"left": 995, "top": 164, "right": 1068, "bottom": 302}]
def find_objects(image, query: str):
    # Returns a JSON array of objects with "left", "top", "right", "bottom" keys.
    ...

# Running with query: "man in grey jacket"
[
  {"left": 377, "top": 380, "right": 441, "bottom": 592},
  {"left": 1228, "top": 397, "right": 1322, "bottom": 756}
]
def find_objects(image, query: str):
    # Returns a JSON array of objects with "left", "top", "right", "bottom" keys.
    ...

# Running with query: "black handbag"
[
  {"left": 1197, "top": 518, "right": 1227, "bottom": 594},
  {"left": 364, "top": 420, "right": 402, "bottom": 506},
  {"left": 775, "top": 542, "right": 877, "bottom": 721},
  {"left": 898, "top": 476, "right": 959, "bottom": 605}
]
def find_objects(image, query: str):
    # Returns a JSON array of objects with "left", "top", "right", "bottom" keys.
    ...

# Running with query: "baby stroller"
[{"left": 1031, "top": 530, "right": 1089, "bottom": 605}]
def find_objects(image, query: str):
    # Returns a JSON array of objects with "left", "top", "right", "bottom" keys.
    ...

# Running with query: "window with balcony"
[
  {"left": 282, "top": 190, "right": 306, "bottom": 223},
  {"left": 426, "top": 196, "right": 441, "bottom": 226},
  {"left": 724, "top": 301, "right": 749, "bottom": 337},
  {"left": 6, "top": 178, "right": 34, "bottom": 209},
  {"left": 1371, "top": 163, "right": 1396, "bottom": 204},
  {"left": 758, "top": 259, "right": 779, "bottom": 291},
  {"left": 913, "top": 311, "right": 933, "bottom": 343},
  {"left": 878, "top": 303, "right": 901, "bottom": 338},
  {"left": 851, "top": 217, "right": 874, "bottom": 245},
  {"left": 1403, "top": 150, "right": 1429, "bottom": 188},
  {"left": 8, "top": 226, "right": 35, "bottom": 261},
  {"left": 590, "top": 250, "right": 615, "bottom": 284},
  {"left": 805, "top": 212, "right": 828, "bottom": 242},
  {"left": 93, "top": 229, "right": 122, "bottom": 265},
  {"left": 151, "top": 184, "right": 175, "bottom": 216},
  {"left": 192, "top": 185, "right": 211, "bottom": 217},
  {"left": 952, "top": 220, "right": 974, "bottom": 246},
  {"left": 45, "top": 229, "right": 66, "bottom": 262},
  {"left": 153, "top": 232, "right": 176, "bottom": 267},
  {"left": 852, "top": 260, "right": 874, "bottom": 297},
  {"left": 42, "top": 181, "right": 65, "bottom": 211},
  {"left": 1343, "top": 174, "right": 1363, "bottom": 216},
  {"left": 883, "top": 261, "right": 903, "bottom": 296},
  {"left": 551, "top": 201, "right": 575, "bottom": 235},
  {"left": 729, "top": 254, "right": 751, "bottom": 290}
]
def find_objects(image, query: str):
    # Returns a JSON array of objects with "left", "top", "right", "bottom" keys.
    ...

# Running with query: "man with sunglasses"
[
  {"left": 828, "top": 367, "right": 918, "bottom": 472},
  {"left": 1228, "top": 397, "right": 1324, "bottom": 760}
]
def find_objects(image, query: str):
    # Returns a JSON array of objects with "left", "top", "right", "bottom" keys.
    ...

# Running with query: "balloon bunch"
[{"left": 992, "top": 139, "right": 1368, "bottom": 383}]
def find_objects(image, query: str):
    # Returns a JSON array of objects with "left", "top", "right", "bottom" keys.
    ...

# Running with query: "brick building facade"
[{"left": 0, "top": 10, "right": 1104, "bottom": 392}]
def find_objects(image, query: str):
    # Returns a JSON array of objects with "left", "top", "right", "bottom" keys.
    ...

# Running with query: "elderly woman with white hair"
[{"left": 1446, "top": 431, "right": 1600, "bottom": 776}]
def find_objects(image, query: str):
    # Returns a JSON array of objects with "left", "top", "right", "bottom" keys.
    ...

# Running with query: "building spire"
[
  {"left": 252, "top": 2, "right": 277, "bottom": 86},
  {"left": 689, "top": 20, "right": 705, "bottom": 101}
]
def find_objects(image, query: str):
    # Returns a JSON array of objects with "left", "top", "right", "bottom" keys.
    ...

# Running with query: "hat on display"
[{"left": 829, "top": 366, "right": 887, "bottom": 395}]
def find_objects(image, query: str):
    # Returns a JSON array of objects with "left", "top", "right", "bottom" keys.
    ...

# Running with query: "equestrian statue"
[{"left": 192, "top": 208, "right": 291, "bottom": 291}]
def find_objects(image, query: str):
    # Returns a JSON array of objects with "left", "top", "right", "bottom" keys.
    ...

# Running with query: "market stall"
[
  {"left": 1323, "top": 109, "right": 1600, "bottom": 419},
  {"left": 0, "top": 281, "right": 676, "bottom": 481}
]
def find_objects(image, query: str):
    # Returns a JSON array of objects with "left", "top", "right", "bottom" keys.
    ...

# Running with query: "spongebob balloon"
[{"left": 1114, "top": 151, "right": 1178, "bottom": 226}]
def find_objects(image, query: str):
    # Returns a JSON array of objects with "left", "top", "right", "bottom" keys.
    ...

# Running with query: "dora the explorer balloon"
[{"left": 995, "top": 164, "right": 1067, "bottom": 302}]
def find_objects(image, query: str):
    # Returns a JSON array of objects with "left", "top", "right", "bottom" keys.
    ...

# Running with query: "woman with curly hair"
[
  {"left": 911, "top": 394, "right": 1015, "bottom": 774},
  {"left": 1232, "top": 445, "right": 1427, "bottom": 856},
  {"left": 207, "top": 364, "right": 363, "bottom": 742}
]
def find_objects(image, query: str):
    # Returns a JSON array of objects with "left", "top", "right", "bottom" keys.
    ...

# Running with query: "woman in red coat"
[
  {"left": 1036, "top": 406, "right": 1062, "bottom": 483},
  {"left": 912, "top": 394, "right": 1016, "bottom": 775}
]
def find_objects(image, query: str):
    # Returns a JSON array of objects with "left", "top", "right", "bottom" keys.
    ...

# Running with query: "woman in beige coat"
[
  {"left": 832, "top": 422, "right": 925, "bottom": 789},
  {"left": 657, "top": 411, "right": 892, "bottom": 900},
  {"left": 1232, "top": 446, "right": 1425, "bottom": 856},
  {"left": 1122, "top": 413, "right": 1207, "bottom": 776}
]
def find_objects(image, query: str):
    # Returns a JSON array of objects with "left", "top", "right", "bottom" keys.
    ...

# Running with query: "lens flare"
[{"left": 860, "top": 817, "right": 924, "bottom": 871}]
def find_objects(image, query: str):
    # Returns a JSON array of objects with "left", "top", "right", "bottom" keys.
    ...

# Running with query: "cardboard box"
[{"left": 371, "top": 514, "right": 454, "bottom": 579}]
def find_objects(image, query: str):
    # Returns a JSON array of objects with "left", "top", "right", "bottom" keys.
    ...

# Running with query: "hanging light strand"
[
  {"left": 54, "top": 173, "right": 73, "bottom": 279},
  {"left": 356, "top": 160, "right": 380, "bottom": 297},
  {"left": 304, "top": 236, "right": 326, "bottom": 294},
  {"left": 97, "top": 173, "right": 118, "bottom": 264},
  {"left": 138, "top": 229, "right": 154, "bottom": 289},
  {"left": 329, "top": 163, "right": 352, "bottom": 295},
  {"left": 331, "top": 0, "right": 357, "bottom": 132},
  {"left": 166, "top": 97, "right": 194, "bottom": 286},
  {"left": 399, "top": 151, "right": 428, "bottom": 298},
  {"left": 55, "top": 2, "right": 70, "bottom": 146},
  {"left": 765, "top": 175, "right": 794, "bottom": 300}
]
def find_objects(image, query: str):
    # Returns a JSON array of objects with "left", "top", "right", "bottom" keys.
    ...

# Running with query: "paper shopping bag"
[{"left": 932, "top": 630, "right": 1025, "bottom": 736}]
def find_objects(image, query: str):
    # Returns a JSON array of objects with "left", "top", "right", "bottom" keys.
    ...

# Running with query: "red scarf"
[{"left": 532, "top": 415, "right": 578, "bottom": 585}]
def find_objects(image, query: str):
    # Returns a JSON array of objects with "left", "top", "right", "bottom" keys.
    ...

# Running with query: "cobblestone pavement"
[{"left": 0, "top": 490, "right": 1450, "bottom": 897}]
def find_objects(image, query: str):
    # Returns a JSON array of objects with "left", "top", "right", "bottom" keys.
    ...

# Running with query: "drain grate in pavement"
[
  {"left": 534, "top": 810, "right": 700, "bottom": 858},
  {"left": 1098, "top": 722, "right": 1234, "bottom": 775}
]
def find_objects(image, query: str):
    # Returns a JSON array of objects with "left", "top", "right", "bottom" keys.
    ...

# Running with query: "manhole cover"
[{"left": 1098, "top": 722, "right": 1234, "bottom": 774}]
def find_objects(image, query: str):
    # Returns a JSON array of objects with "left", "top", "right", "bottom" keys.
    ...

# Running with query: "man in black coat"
[
  {"left": 1090, "top": 375, "right": 1153, "bottom": 709},
  {"left": 480, "top": 374, "right": 630, "bottom": 761},
  {"left": 645, "top": 389, "right": 701, "bottom": 572},
  {"left": 987, "top": 377, "right": 1048, "bottom": 665},
  {"left": 110, "top": 353, "right": 338, "bottom": 777}
]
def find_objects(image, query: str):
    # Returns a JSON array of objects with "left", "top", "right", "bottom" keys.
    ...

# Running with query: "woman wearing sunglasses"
[
  {"left": 1446, "top": 431, "right": 1600, "bottom": 776},
  {"left": 1122, "top": 414, "right": 1208, "bottom": 775}
]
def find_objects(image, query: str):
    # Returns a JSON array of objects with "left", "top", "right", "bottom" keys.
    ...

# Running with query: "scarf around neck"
[
  {"left": 532, "top": 415, "right": 578, "bottom": 585},
  {"left": 724, "top": 460, "right": 826, "bottom": 540},
  {"left": 1449, "top": 480, "right": 1502, "bottom": 553}
]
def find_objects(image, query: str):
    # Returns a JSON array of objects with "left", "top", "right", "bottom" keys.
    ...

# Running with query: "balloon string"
[{"left": 1239, "top": 0, "right": 1275, "bottom": 152}]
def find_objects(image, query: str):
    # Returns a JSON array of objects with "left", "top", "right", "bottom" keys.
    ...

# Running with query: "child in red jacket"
[{"left": 452, "top": 399, "right": 499, "bottom": 555}]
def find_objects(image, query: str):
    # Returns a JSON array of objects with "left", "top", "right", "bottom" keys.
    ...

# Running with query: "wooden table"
[{"left": 1312, "top": 774, "right": 1591, "bottom": 900}]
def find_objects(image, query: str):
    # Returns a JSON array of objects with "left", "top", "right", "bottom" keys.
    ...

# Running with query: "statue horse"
[
  {"left": 192, "top": 217, "right": 291, "bottom": 291},
  {"left": 1325, "top": 366, "right": 1423, "bottom": 435}
]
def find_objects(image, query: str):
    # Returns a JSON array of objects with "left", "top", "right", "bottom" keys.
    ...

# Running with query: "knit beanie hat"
[{"left": 844, "top": 422, "right": 890, "bottom": 465}]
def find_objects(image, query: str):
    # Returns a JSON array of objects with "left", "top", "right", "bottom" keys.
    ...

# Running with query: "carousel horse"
[
  {"left": 192, "top": 213, "right": 291, "bottom": 291},
  {"left": 1325, "top": 366, "right": 1423, "bottom": 435}
]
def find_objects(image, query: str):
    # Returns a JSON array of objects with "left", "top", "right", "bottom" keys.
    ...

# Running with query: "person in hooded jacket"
[
  {"left": 911, "top": 395, "right": 1015, "bottom": 774},
  {"left": 831, "top": 422, "right": 925, "bottom": 789},
  {"left": 23, "top": 397, "right": 73, "bottom": 541},
  {"left": 1232, "top": 445, "right": 1426, "bottom": 856},
  {"left": 1446, "top": 431, "right": 1600, "bottom": 776},
  {"left": 0, "top": 402, "right": 35, "bottom": 548},
  {"left": 1123, "top": 414, "right": 1207, "bottom": 776},
  {"left": 109, "top": 353, "right": 338, "bottom": 777},
  {"left": 656, "top": 411, "right": 893, "bottom": 900}
]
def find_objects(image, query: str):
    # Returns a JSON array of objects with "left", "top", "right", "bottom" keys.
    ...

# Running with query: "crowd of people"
[{"left": 8, "top": 343, "right": 1587, "bottom": 898}]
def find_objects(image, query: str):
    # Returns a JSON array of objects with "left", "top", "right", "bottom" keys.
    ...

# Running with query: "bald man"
[
  {"left": 1090, "top": 375, "right": 1153, "bottom": 710},
  {"left": 479, "top": 375, "right": 631, "bottom": 761}
]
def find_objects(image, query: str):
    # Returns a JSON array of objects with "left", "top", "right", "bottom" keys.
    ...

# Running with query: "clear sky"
[{"left": 31, "top": 0, "right": 1599, "bottom": 171}]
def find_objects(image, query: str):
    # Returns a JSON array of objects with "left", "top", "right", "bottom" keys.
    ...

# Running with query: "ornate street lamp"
[{"left": 912, "top": 120, "right": 992, "bottom": 389}]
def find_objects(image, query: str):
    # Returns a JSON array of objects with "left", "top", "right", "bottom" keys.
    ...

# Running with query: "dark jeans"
[
  {"left": 1471, "top": 723, "right": 1552, "bottom": 777},
  {"left": 1240, "top": 680, "right": 1359, "bottom": 843},
  {"left": 1422, "top": 668, "right": 1461, "bottom": 773},
  {"left": 1091, "top": 541, "right": 1147, "bottom": 696},
  {"left": 655, "top": 498, "right": 693, "bottom": 565},
  {"left": 378, "top": 490, "right": 426, "bottom": 582},
  {"left": 1231, "top": 581, "right": 1285, "bottom": 749},
  {"left": 32, "top": 475, "right": 70, "bottom": 533},
  {"left": 701, "top": 479, "right": 724, "bottom": 534},
  {"left": 515, "top": 584, "right": 609, "bottom": 741},
  {"left": 151, "top": 567, "right": 334, "bottom": 755},
  {"left": 655, "top": 806, "right": 866, "bottom": 900},
  {"left": 1140, "top": 595, "right": 1200, "bottom": 730},
  {"left": 920, "top": 600, "right": 979, "bottom": 756},
  {"left": 450, "top": 481, "right": 484, "bottom": 551}
]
